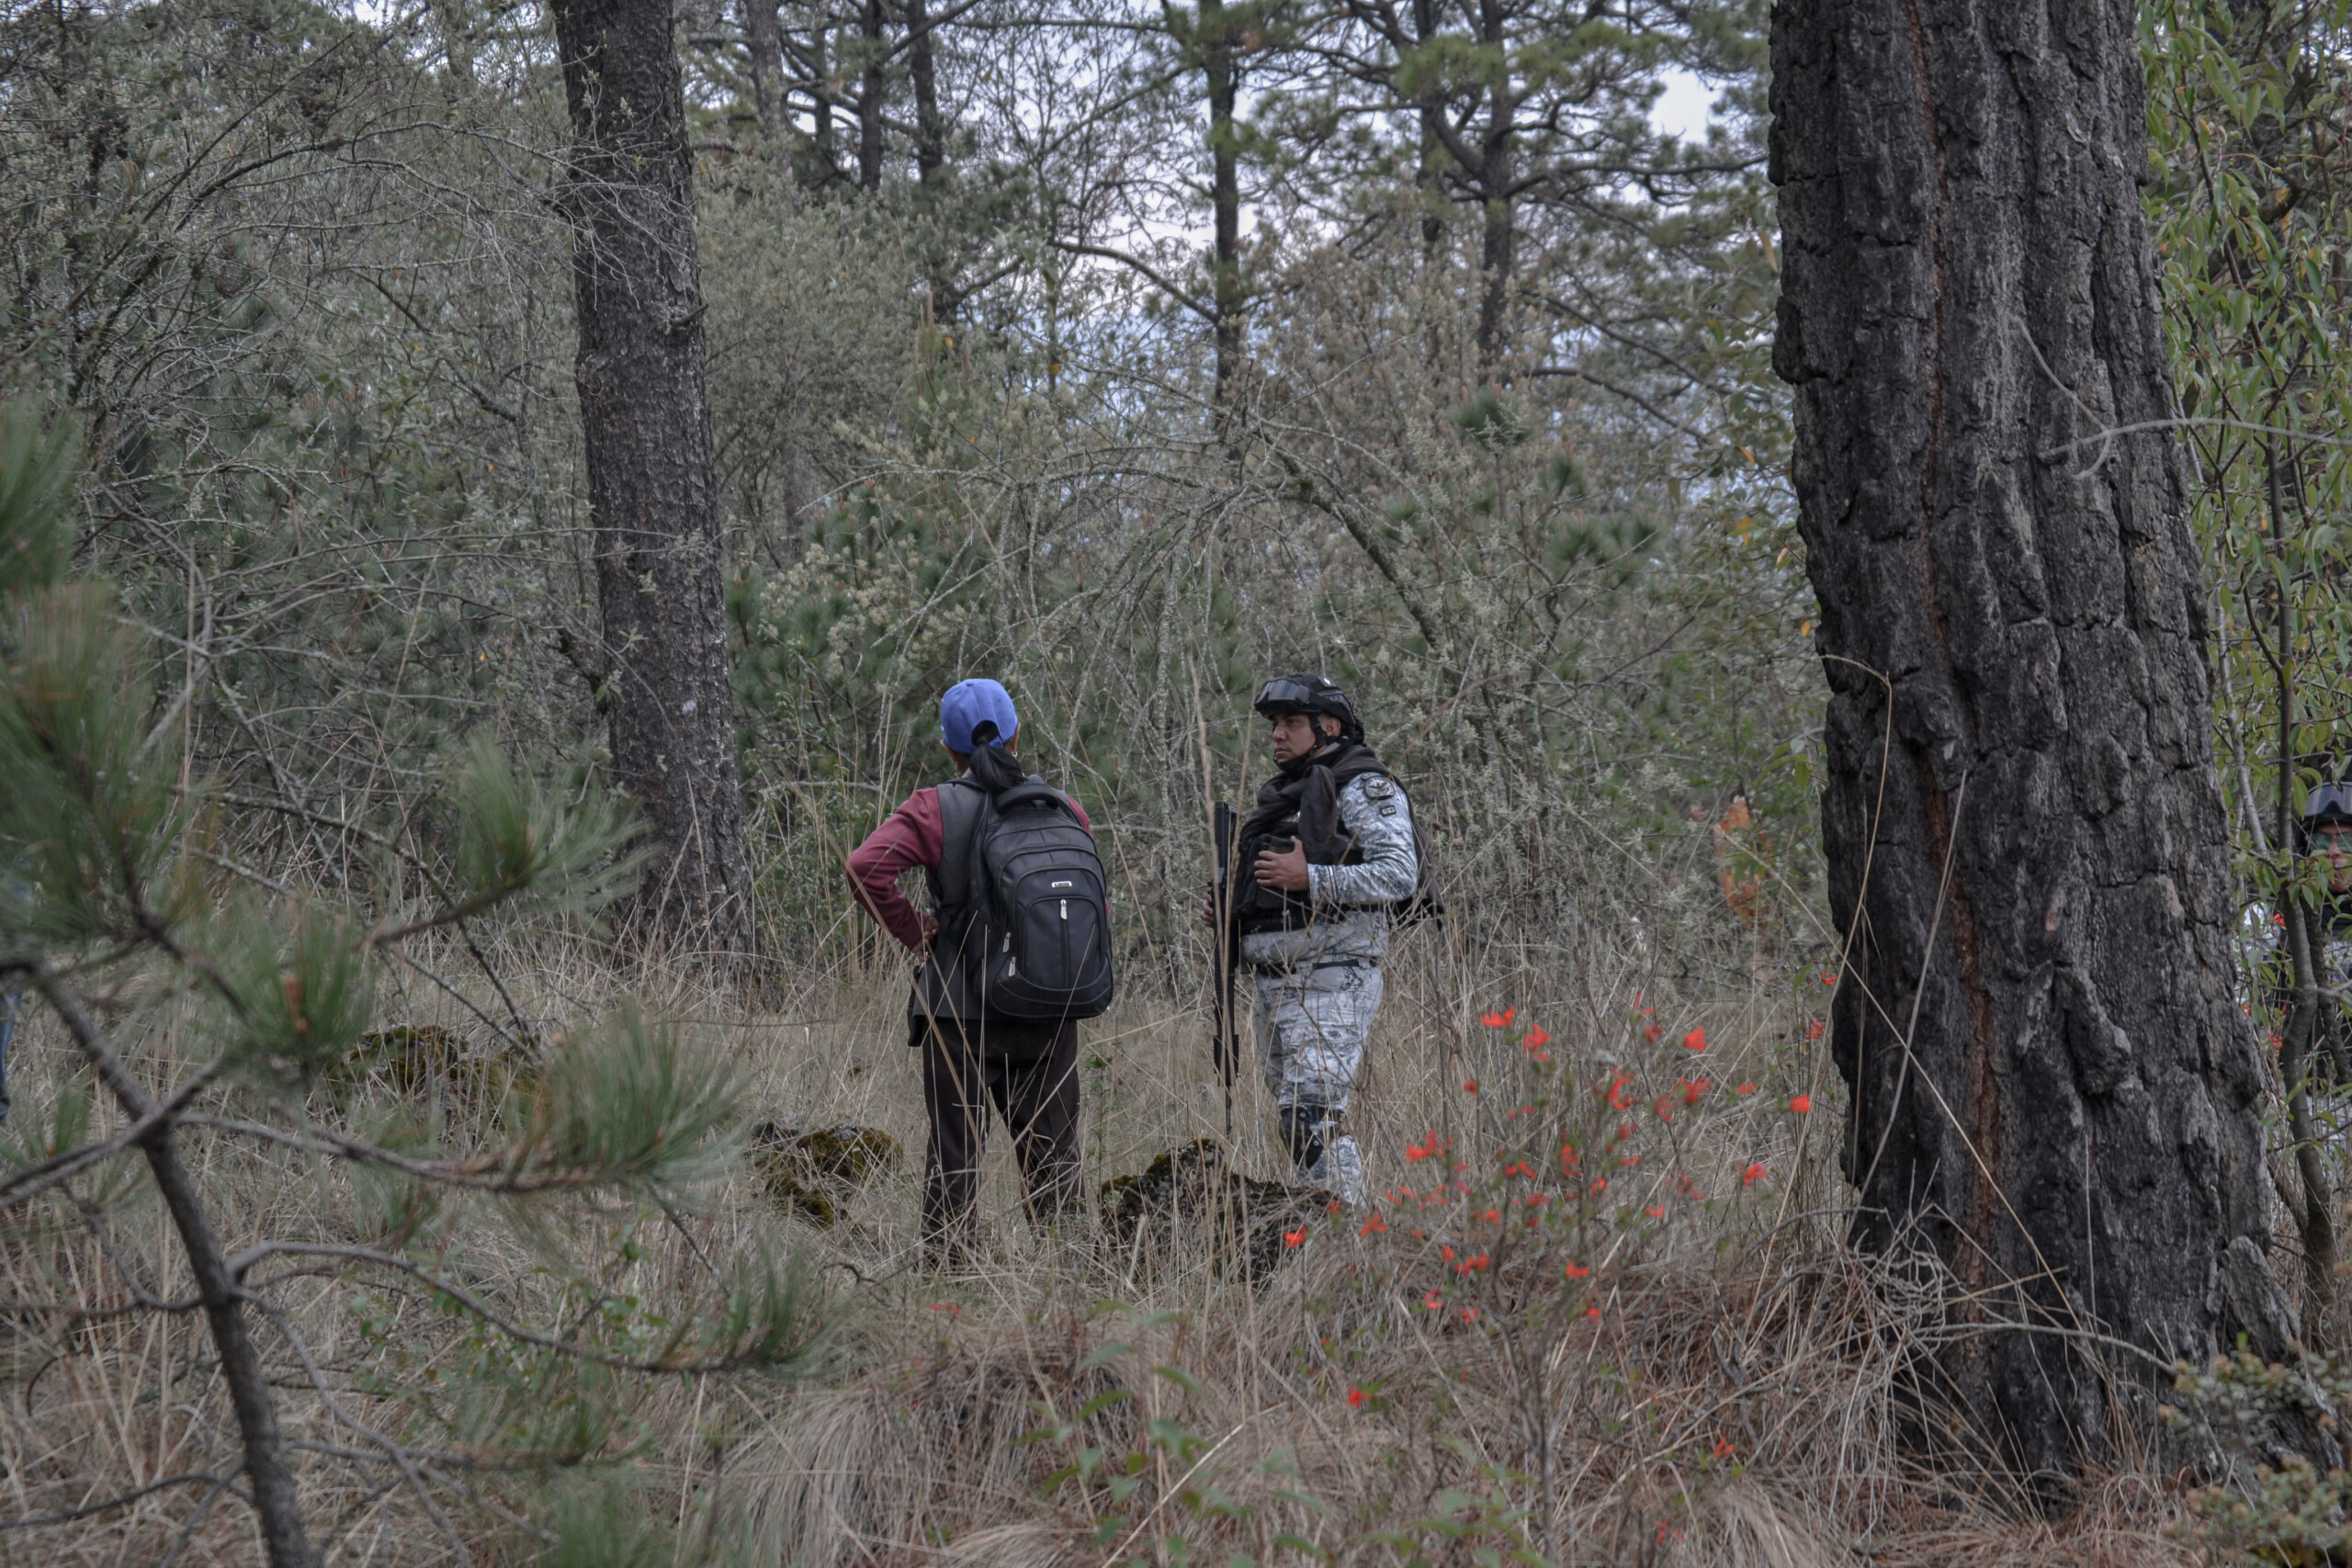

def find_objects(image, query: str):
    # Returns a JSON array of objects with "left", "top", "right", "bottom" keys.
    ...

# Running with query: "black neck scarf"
[{"left": 1239, "top": 740, "right": 1385, "bottom": 855}]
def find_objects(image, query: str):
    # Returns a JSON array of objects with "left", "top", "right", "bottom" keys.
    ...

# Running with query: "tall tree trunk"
[
  {"left": 743, "top": 0, "right": 784, "bottom": 144},
  {"left": 858, "top": 0, "right": 886, "bottom": 190},
  {"left": 1411, "top": 0, "right": 1443, "bottom": 253},
  {"left": 432, "top": 0, "right": 474, "bottom": 83},
  {"left": 908, "top": 0, "right": 944, "bottom": 186},
  {"left": 550, "top": 0, "right": 757, "bottom": 964},
  {"left": 1200, "top": 0, "right": 1242, "bottom": 409},
  {"left": 1772, "top": 0, "right": 2280, "bottom": 1492},
  {"left": 1472, "top": 0, "right": 1512, "bottom": 371},
  {"left": 809, "top": 24, "right": 840, "bottom": 185}
]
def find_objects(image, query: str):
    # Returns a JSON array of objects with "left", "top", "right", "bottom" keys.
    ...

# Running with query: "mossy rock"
[
  {"left": 751, "top": 1121, "right": 900, "bottom": 1228},
  {"left": 333, "top": 1023, "right": 536, "bottom": 1109},
  {"left": 1099, "top": 1138, "right": 1330, "bottom": 1284}
]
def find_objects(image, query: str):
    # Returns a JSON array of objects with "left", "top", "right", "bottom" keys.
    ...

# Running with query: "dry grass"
[{"left": 0, "top": 931, "right": 2215, "bottom": 1566}]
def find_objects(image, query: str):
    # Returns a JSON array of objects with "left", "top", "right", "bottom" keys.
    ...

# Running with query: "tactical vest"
[{"left": 1234, "top": 748, "right": 1396, "bottom": 936}]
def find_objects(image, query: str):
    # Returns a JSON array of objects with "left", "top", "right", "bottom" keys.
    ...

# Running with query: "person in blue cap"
[{"left": 846, "top": 679, "right": 1098, "bottom": 1266}]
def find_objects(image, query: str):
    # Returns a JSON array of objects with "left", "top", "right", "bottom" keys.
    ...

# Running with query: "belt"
[{"left": 1249, "top": 955, "right": 1373, "bottom": 975}]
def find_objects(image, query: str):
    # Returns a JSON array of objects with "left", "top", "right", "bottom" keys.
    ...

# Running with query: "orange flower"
[
  {"left": 1821, "top": 972, "right": 1838, "bottom": 987},
  {"left": 1585, "top": 1304, "right": 1601, "bottom": 1320},
  {"left": 1463, "top": 1078, "right": 1479, "bottom": 1093},
  {"left": 1645, "top": 1205, "right": 1665, "bottom": 1219},
  {"left": 1283, "top": 1229, "right": 1306, "bottom": 1248},
  {"left": 1441, "top": 1245, "right": 1456, "bottom": 1262},
  {"left": 1736, "top": 1082, "right": 1757, "bottom": 1096},
  {"left": 1523, "top": 1025, "right": 1551, "bottom": 1052},
  {"left": 1348, "top": 1386, "right": 1368, "bottom": 1407},
  {"left": 1564, "top": 1259, "right": 1589, "bottom": 1279},
  {"left": 1681, "top": 1078, "right": 1710, "bottom": 1105},
  {"left": 1743, "top": 1162, "right": 1768, "bottom": 1185},
  {"left": 1713, "top": 1438, "right": 1736, "bottom": 1460},
  {"left": 1683, "top": 1027, "right": 1708, "bottom": 1052},
  {"left": 1423, "top": 1290, "right": 1443, "bottom": 1311},
  {"left": 1481, "top": 1007, "right": 1517, "bottom": 1028},
  {"left": 1643, "top": 1024, "right": 1662, "bottom": 1043},
  {"left": 1360, "top": 1214, "right": 1387, "bottom": 1236},
  {"left": 1788, "top": 1094, "right": 1812, "bottom": 1114}
]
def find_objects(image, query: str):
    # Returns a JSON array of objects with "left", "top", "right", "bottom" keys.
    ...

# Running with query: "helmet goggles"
[
  {"left": 1251, "top": 673, "right": 1363, "bottom": 743},
  {"left": 1252, "top": 676, "right": 1329, "bottom": 716},
  {"left": 2308, "top": 782, "right": 2352, "bottom": 832}
]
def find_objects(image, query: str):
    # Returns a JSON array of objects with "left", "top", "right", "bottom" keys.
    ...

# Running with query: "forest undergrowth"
[{"left": 0, "top": 928, "right": 2219, "bottom": 1568}]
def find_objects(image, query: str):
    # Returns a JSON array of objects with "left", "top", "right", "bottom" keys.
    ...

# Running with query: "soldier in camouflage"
[{"left": 1222, "top": 675, "right": 1427, "bottom": 1204}]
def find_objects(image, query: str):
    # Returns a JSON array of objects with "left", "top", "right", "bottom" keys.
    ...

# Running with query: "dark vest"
[{"left": 1234, "top": 743, "right": 1395, "bottom": 936}]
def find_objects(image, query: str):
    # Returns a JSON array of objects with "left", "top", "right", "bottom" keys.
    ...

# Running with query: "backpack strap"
[{"left": 934, "top": 778, "right": 989, "bottom": 925}]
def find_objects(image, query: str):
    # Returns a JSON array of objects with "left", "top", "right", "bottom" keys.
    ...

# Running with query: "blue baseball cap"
[{"left": 939, "top": 678, "right": 1019, "bottom": 753}]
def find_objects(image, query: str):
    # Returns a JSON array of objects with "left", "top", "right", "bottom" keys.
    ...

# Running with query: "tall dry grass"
[{"left": 0, "top": 914, "right": 2217, "bottom": 1566}]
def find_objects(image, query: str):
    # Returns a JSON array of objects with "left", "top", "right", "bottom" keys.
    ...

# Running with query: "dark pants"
[{"left": 914, "top": 1012, "right": 1081, "bottom": 1258}]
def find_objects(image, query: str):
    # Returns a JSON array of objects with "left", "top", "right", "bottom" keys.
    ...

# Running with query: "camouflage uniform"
[{"left": 1240, "top": 772, "right": 1418, "bottom": 1203}]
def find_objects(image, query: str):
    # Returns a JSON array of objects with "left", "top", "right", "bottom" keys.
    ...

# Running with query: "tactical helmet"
[
  {"left": 1252, "top": 674, "right": 1362, "bottom": 745},
  {"left": 2307, "top": 782, "right": 2352, "bottom": 840}
]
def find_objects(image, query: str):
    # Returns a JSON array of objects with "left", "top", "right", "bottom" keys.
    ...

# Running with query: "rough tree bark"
[
  {"left": 742, "top": 0, "right": 784, "bottom": 145},
  {"left": 1771, "top": 0, "right": 2287, "bottom": 1490},
  {"left": 550, "top": 0, "right": 757, "bottom": 963}
]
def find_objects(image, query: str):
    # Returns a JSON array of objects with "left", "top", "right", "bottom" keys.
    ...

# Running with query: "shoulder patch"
[{"left": 1361, "top": 775, "right": 1397, "bottom": 800}]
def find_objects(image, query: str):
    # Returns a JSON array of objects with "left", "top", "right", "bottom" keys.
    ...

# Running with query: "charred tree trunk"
[
  {"left": 1771, "top": 0, "right": 2281, "bottom": 1491},
  {"left": 550, "top": 0, "right": 757, "bottom": 963}
]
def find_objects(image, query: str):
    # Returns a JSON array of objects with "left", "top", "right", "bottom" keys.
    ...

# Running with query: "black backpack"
[{"left": 935, "top": 773, "right": 1115, "bottom": 1021}]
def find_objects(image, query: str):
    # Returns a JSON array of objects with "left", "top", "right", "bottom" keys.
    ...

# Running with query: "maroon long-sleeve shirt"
[{"left": 846, "top": 782, "right": 1095, "bottom": 952}]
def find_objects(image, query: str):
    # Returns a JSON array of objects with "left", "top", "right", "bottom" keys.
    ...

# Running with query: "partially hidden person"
[
  {"left": 2295, "top": 781, "right": 2352, "bottom": 1081},
  {"left": 846, "top": 678, "right": 1114, "bottom": 1267},
  {"left": 1217, "top": 675, "right": 1428, "bottom": 1205}
]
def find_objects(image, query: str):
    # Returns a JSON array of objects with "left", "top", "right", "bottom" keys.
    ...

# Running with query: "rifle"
[{"left": 1211, "top": 801, "right": 1241, "bottom": 1138}]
